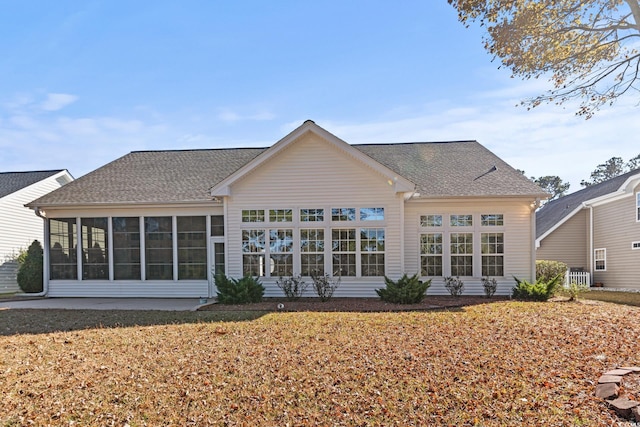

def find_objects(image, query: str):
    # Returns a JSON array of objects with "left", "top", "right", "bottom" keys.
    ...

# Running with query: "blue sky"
[{"left": 1, "top": 1, "right": 639, "bottom": 193}]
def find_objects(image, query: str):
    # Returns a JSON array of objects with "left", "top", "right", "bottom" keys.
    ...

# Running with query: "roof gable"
[{"left": 0, "top": 170, "right": 66, "bottom": 199}]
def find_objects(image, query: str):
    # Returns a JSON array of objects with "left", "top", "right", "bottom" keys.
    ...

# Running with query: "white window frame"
[
  {"left": 632, "top": 241, "right": 640, "bottom": 250},
  {"left": 594, "top": 248, "right": 606, "bottom": 271}
]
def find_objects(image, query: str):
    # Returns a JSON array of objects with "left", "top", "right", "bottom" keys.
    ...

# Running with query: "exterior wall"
[
  {"left": 0, "top": 173, "right": 70, "bottom": 293},
  {"left": 41, "top": 205, "right": 222, "bottom": 298},
  {"left": 224, "top": 132, "right": 405, "bottom": 297},
  {"left": 592, "top": 189, "right": 640, "bottom": 289},
  {"left": 405, "top": 199, "right": 535, "bottom": 296},
  {"left": 536, "top": 209, "right": 589, "bottom": 270}
]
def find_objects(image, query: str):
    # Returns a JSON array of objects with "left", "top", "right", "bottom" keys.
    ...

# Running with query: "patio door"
[{"left": 209, "top": 237, "right": 225, "bottom": 297}]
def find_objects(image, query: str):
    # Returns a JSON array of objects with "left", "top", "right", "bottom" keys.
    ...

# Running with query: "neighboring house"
[
  {"left": 536, "top": 168, "right": 640, "bottom": 289},
  {"left": 0, "top": 170, "right": 74, "bottom": 293},
  {"left": 26, "top": 121, "right": 547, "bottom": 298}
]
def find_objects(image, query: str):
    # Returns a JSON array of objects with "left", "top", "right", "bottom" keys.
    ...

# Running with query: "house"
[
  {"left": 536, "top": 168, "right": 640, "bottom": 289},
  {"left": 0, "top": 170, "right": 74, "bottom": 293},
  {"left": 26, "top": 120, "right": 547, "bottom": 298}
]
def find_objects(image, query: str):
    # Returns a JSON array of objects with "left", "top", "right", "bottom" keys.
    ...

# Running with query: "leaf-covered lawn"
[{"left": 1, "top": 301, "right": 637, "bottom": 426}]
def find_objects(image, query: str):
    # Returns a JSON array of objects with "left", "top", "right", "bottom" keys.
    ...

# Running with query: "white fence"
[{"left": 565, "top": 271, "right": 591, "bottom": 287}]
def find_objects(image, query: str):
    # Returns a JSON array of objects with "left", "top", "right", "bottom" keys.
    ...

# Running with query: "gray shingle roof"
[
  {"left": 536, "top": 167, "right": 640, "bottom": 239},
  {"left": 0, "top": 170, "right": 65, "bottom": 199},
  {"left": 28, "top": 141, "right": 546, "bottom": 207}
]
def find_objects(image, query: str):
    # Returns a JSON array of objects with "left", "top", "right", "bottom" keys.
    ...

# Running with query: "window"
[
  {"left": 211, "top": 215, "right": 224, "bottom": 236},
  {"left": 49, "top": 218, "right": 77, "bottom": 280},
  {"left": 145, "top": 217, "right": 173, "bottom": 280},
  {"left": 300, "top": 228, "right": 324, "bottom": 276},
  {"left": 633, "top": 242, "right": 640, "bottom": 250},
  {"left": 331, "top": 208, "right": 356, "bottom": 221},
  {"left": 481, "top": 214, "right": 504, "bottom": 226},
  {"left": 242, "top": 210, "right": 264, "bottom": 222},
  {"left": 300, "top": 208, "right": 324, "bottom": 222},
  {"left": 360, "top": 207, "right": 384, "bottom": 221},
  {"left": 637, "top": 193, "right": 640, "bottom": 221},
  {"left": 594, "top": 248, "right": 606, "bottom": 271},
  {"left": 81, "top": 218, "right": 109, "bottom": 280},
  {"left": 450, "top": 214, "right": 473, "bottom": 227},
  {"left": 112, "top": 217, "right": 141, "bottom": 280},
  {"left": 270, "top": 229, "right": 293, "bottom": 276},
  {"left": 360, "top": 228, "right": 385, "bottom": 276},
  {"left": 269, "top": 209, "right": 292, "bottom": 222},
  {"left": 481, "top": 233, "right": 504, "bottom": 276},
  {"left": 332, "top": 229, "right": 356, "bottom": 276},
  {"left": 242, "top": 229, "right": 265, "bottom": 276},
  {"left": 420, "top": 215, "right": 442, "bottom": 227},
  {"left": 177, "top": 216, "right": 207, "bottom": 280},
  {"left": 450, "top": 233, "right": 473, "bottom": 276},
  {"left": 420, "top": 233, "right": 443, "bottom": 276}
]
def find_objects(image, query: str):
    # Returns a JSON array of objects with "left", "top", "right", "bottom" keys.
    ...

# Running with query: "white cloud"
[
  {"left": 217, "top": 108, "right": 275, "bottom": 122},
  {"left": 40, "top": 93, "right": 78, "bottom": 111}
]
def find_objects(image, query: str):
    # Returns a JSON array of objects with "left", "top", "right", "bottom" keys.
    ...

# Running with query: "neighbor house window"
[
  {"left": 300, "top": 228, "right": 324, "bottom": 276},
  {"left": 242, "top": 210, "right": 264, "bottom": 222},
  {"left": 242, "top": 229, "right": 265, "bottom": 276},
  {"left": 451, "top": 214, "right": 473, "bottom": 227},
  {"left": 331, "top": 208, "right": 356, "bottom": 221},
  {"left": 481, "top": 233, "right": 504, "bottom": 276},
  {"left": 633, "top": 241, "right": 640, "bottom": 250},
  {"left": 420, "top": 215, "right": 442, "bottom": 227},
  {"left": 177, "top": 216, "right": 207, "bottom": 280},
  {"left": 360, "top": 207, "right": 384, "bottom": 221},
  {"left": 270, "top": 229, "right": 293, "bottom": 276},
  {"left": 420, "top": 233, "right": 443, "bottom": 276},
  {"left": 450, "top": 233, "right": 473, "bottom": 276},
  {"left": 360, "top": 228, "right": 385, "bottom": 276},
  {"left": 269, "top": 209, "right": 292, "bottom": 222},
  {"left": 481, "top": 214, "right": 504, "bottom": 226},
  {"left": 49, "top": 218, "right": 78, "bottom": 280},
  {"left": 301, "top": 208, "right": 324, "bottom": 222},
  {"left": 81, "top": 217, "right": 109, "bottom": 280},
  {"left": 594, "top": 248, "right": 606, "bottom": 271},
  {"left": 112, "top": 217, "right": 141, "bottom": 280},
  {"left": 332, "top": 229, "right": 356, "bottom": 276},
  {"left": 145, "top": 217, "right": 173, "bottom": 280}
]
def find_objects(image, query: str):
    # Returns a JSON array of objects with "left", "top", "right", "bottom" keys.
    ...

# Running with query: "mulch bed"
[{"left": 198, "top": 295, "right": 511, "bottom": 312}]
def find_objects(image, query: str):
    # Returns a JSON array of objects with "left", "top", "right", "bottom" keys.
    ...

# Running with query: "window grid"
[
  {"left": 242, "top": 209, "right": 265, "bottom": 223},
  {"left": 332, "top": 228, "right": 356, "bottom": 276},
  {"left": 360, "top": 228, "right": 385, "bottom": 276},
  {"left": 450, "top": 214, "right": 473, "bottom": 227},
  {"left": 450, "top": 232, "right": 473, "bottom": 276},
  {"left": 270, "top": 229, "right": 293, "bottom": 277},
  {"left": 300, "top": 228, "right": 324, "bottom": 276},
  {"left": 242, "top": 229, "right": 265, "bottom": 277},
  {"left": 144, "top": 217, "right": 173, "bottom": 280},
  {"left": 481, "top": 232, "right": 504, "bottom": 276},
  {"left": 420, "top": 233, "right": 443, "bottom": 276},
  {"left": 177, "top": 216, "right": 207, "bottom": 280},
  {"left": 420, "top": 215, "right": 443, "bottom": 227},
  {"left": 331, "top": 208, "right": 356, "bottom": 222},
  {"left": 481, "top": 214, "right": 504, "bottom": 226},
  {"left": 49, "top": 218, "right": 78, "bottom": 280},
  {"left": 594, "top": 248, "right": 606, "bottom": 271},
  {"left": 300, "top": 209, "right": 324, "bottom": 222},
  {"left": 81, "top": 218, "right": 109, "bottom": 280},
  {"left": 269, "top": 209, "right": 293, "bottom": 222},
  {"left": 112, "top": 217, "right": 141, "bottom": 280},
  {"left": 360, "top": 207, "right": 384, "bottom": 221}
]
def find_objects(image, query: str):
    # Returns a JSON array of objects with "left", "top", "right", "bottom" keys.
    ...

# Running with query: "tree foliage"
[
  {"left": 449, "top": 0, "right": 640, "bottom": 118},
  {"left": 580, "top": 153, "right": 640, "bottom": 186},
  {"left": 16, "top": 240, "right": 43, "bottom": 293},
  {"left": 533, "top": 175, "right": 570, "bottom": 200}
]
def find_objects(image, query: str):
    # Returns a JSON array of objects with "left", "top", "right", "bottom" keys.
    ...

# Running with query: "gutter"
[{"left": 26, "top": 207, "right": 49, "bottom": 297}]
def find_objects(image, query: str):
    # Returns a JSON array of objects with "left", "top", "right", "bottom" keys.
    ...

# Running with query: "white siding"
[{"left": 404, "top": 199, "right": 535, "bottom": 296}]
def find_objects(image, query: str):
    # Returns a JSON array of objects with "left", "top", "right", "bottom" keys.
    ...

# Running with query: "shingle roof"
[
  {"left": 28, "top": 140, "right": 546, "bottom": 207},
  {"left": 0, "top": 170, "right": 65, "bottom": 199},
  {"left": 536, "top": 167, "right": 640, "bottom": 239}
]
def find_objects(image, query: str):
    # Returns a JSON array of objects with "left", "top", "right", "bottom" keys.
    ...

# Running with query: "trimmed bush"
[
  {"left": 311, "top": 273, "right": 341, "bottom": 302},
  {"left": 444, "top": 276, "right": 465, "bottom": 297},
  {"left": 481, "top": 276, "right": 498, "bottom": 298},
  {"left": 512, "top": 274, "right": 563, "bottom": 302},
  {"left": 276, "top": 275, "right": 308, "bottom": 301},
  {"left": 376, "top": 273, "right": 431, "bottom": 304},
  {"left": 17, "top": 240, "right": 43, "bottom": 293},
  {"left": 536, "top": 260, "right": 568, "bottom": 283},
  {"left": 216, "top": 274, "right": 264, "bottom": 304}
]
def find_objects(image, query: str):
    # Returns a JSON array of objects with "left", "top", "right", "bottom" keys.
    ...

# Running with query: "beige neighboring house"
[
  {"left": 26, "top": 121, "right": 546, "bottom": 298},
  {"left": 0, "top": 170, "right": 74, "bottom": 293},
  {"left": 536, "top": 168, "right": 640, "bottom": 289}
]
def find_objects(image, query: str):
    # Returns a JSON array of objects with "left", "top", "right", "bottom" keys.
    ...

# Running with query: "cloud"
[
  {"left": 217, "top": 108, "right": 275, "bottom": 122},
  {"left": 40, "top": 93, "right": 78, "bottom": 111}
]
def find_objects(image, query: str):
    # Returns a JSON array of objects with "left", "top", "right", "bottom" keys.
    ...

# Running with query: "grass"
[
  {"left": 1, "top": 301, "right": 638, "bottom": 426},
  {"left": 582, "top": 289, "right": 640, "bottom": 307}
]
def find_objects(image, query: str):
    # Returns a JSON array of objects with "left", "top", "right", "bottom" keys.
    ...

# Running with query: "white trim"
[{"left": 594, "top": 248, "right": 606, "bottom": 271}]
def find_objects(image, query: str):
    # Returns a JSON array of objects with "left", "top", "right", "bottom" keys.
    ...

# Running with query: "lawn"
[
  {"left": 583, "top": 289, "right": 640, "bottom": 307},
  {"left": 1, "top": 300, "right": 637, "bottom": 426}
]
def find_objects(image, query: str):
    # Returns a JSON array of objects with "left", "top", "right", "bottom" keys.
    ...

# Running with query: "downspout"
[
  {"left": 587, "top": 203, "right": 594, "bottom": 285},
  {"left": 30, "top": 207, "right": 49, "bottom": 297},
  {"left": 531, "top": 200, "right": 537, "bottom": 281}
]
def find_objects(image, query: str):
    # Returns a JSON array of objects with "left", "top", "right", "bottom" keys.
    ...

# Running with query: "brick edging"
[{"left": 596, "top": 366, "right": 640, "bottom": 421}]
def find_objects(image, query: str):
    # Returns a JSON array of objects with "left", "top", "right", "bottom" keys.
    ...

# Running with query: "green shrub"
[
  {"left": 216, "top": 274, "right": 264, "bottom": 304},
  {"left": 311, "top": 273, "right": 341, "bottom": 302},
  {"left": 276, "top": 275, "right": 308, "bottom": 301},
  {"left": 17, "top": 240, "right": 43, "bottom": 293},
  {"left": 444, "top": 276, "right": 465, "bottom": 297},
  {"left": 481, "top": 276, "right": 498, "bottom": 298},
  {"left": 511, "top": 274, "right": 563, "bottom": 301},
  {"left": 562, "top": 281, "right": 590, "bottom": 301},
  {"left": 536, "top": 260, "right": 568, "bottom": 283},
  {"left": 376, "top": 273, "right": 431, "bottom": 304}
]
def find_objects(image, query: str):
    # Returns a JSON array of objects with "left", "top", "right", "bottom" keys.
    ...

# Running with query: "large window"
[
  {"left": 270, "top": 229, "right": 293, "bottom": 276},
  {"left": 177, "top": 216, "right": 207, "bottom": 280},
  {"left": 594, "top": 248, "right": 606, "bottom": 271},
  {"left": 332, "top": 229, "right": 356, "bottom": 276},
  {"left": 81, "top": 218, "right": 109, "bottom": 280},
  {"left": 420, "top": 233, "right": 443, "bottom": 276},
  {"left": 360, "top": 208, "right": 384, "bottom": 221},
  {"left": 360, "top": 228, "right": 385, "bottom": 276},
  {"left": 331, "top": 208, "right": 356, "bottom": 222},
  {"left": 242, "top": 229, "right": 265, "bottom": 276},
  {"left": 145, "top": 217, "right": 173, "bottom": 280},
  {"left": 481, "top": 233, "right": 504, "bottom": 276},
  {"left": 450, "top": 214, "right": 473, "bottom": 227},
  {"left": 112, "top": 217, "right": 141, "bottom": 280},
  {"left": 420, "top": 215, "right": 442, "bottom": 227},
  {"left": 481, "top": 214, "right": 504, "bottom": 227},
  {"left": 242, "top": 210, "right": 265, "bottom": 223},
  {"left": 300, "top": 228, "right": 324, "bottom": 276},
  {"left": 269, "top": 209, "right": 292, "bottom": 222},
  {"left": 300, "top": 209, "right": 324, "bottom": 222},
  {"left": 450, "top": 233, "right": 473, "bottom": 276},
  {"left": 49, "top": 218, "right": 77, "bottom": 280}
]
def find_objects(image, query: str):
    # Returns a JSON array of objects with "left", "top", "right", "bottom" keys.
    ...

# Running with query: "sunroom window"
[
  {"left": 112, "top": 217, "right": 141, "bottom": 280},
  {"left": 360, "top": 207, "right": 384, "bottom": 221},
  {"left": 332, "top": 228, "right": 356, "bottom": 276},
  {"left": 481, "top": 232, "right": 504, "bottom": 276},
  {"left": 360, "top": 228, "right": 385, "bottom": 276},
  {"left": 300, "top": 228, "right": 324, "bottom": 276},
  {"left": 450, "top": 214, "right": 473, "bottom": 227},
  {"left": 49, "top": 218, "right": 78, "bottom": 280},
  {"left": 450, "top": 232, "right": 473, "bottom": 276},
  {"left": 81, "top": 217, "right": 109, "bottom": 280},
  {"left": 270, "top": 229, "right": 293, "bottom": 276},
  {"left": 144, "top": 217, "right": 173, "bottom": 280},
  {"left": 242, "top": 229, "right": 265, "bottom": 276},
  {"left": 177, "top": 216, "right": 207, "bottom": 280},
  {"left": 269, "top": 209, "right": 292, "bottom": 222},
  {"left": 420, "top": 215, "right": 442, "bottom": 227},
  {"left": 331, "top": 208, "right": 356, "bottom": 222},
  {"left": 420, "top": 233, "right": 443, "bottom": 276}
]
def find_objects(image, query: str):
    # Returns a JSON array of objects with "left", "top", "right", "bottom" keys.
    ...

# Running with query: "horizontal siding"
[
  {"left": 536, "top": 209, "right": 588, "bottom": 269},
  {"left": 0, "top": 261, "right": 19, "bottom": 293},
  {"left": 592, "top": 190, "right": 640, "bottom": 289},
  {"left": 48, "top": 280, "right": 209, "bottom": 298}
]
